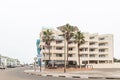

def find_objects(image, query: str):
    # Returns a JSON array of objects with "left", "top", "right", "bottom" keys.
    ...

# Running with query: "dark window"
[
  {"left": 99, "top": 49, "right": 105, "bottom": 52},
  {"left": 68, "top": 41, "right": 73, "bottom": 44},
  {"left": 99, "top": 55, "right": 106, "bottom": 58},
  {"left": 69, "top": 48, "right": 73, "bottom": 51},
  {"left": 80, "top": 54, "right": 88, "bottom": 57},
  {"left": 89, "top": 54, "right": 95, "bottom": 57},
  {"left": 56, "top": 47, "right": 62, "bottom": 50},
  {"left": 89, "top": 42, "right": 95, "bottom": 45},
  {"left": 56, "top": 54, "right": 62, "bottom": 57},
  {"left": 99, "top": 38, "right": 105, "bottom": 40},
  {"left": 68, "top": 54, "right": 73, "bottom": 57},
  {"left": 99, "top": 43, "right": 105, "bottom": 46},
  {"left": 56, "top": 40, "right": 62, "bottom": 44},
  {"left": 89, "top": 48, "right": 95, "bottom": 52},
  {"left": 82, "top": 61, "right": 88, "bottom": 64},
  {"left": 89, "top": 37, "right": 95, "bottom": 39}
]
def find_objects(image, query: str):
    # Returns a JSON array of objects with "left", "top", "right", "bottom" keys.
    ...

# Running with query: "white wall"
[{"left": 92, "top": 63, "right": 120, "bottom": 68}]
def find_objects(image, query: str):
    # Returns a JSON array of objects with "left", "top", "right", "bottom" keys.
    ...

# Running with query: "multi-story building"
[
  {"left": 0, "top": 54, "right": 20, "bottom": 67},
  {"left": 40, "top": 28, "right": 114, "bottom": 68}
]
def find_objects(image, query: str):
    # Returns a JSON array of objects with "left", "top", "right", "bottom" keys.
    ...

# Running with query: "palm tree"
[
  {"left": 42, "top": 29, "right": 54, "bottom": 66},
  {"left": 74, "top": 31, "right": 85, "bottom": 68},
  {"left": 57, "top": 24, "right": 78, "bottom": 71}
]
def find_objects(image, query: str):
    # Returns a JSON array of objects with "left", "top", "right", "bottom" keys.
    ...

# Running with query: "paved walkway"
[{"left": 24, "top": 68, "right": 120, "bottom": 79}]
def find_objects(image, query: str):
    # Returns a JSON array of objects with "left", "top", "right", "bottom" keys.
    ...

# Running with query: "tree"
[
  {"left": 74, "top": 31, "right": 85, "bottom": 68},
  {"left": 57, "top": 24, "right": 78, "bottom": 72},
  {"left": 42, "top": 29, "right": 54, "bottom": 66}
]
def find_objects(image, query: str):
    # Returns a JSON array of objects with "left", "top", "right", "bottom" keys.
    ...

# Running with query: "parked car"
[
  {"left": 7, "top": 65, "right": 15, "bottom": 68},
  {"left": 0, "top": 65, "right": 6, "bottom": 69}
]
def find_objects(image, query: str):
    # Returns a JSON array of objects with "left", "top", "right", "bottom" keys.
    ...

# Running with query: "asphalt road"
[{"left": 0, "top": 67, "right": 119, "bottom": 80}]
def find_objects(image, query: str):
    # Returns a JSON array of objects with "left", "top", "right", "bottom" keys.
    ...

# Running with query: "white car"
[{"left": 0, "top": 65, "right": 6, "bottom": 69}]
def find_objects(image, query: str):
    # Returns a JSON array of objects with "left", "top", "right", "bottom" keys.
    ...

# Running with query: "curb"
[
  {"left": 46, "top": 75, "right": 53, "bottom": 77},
  {"left": 72, "top": 76, "right": 80, "bottom": 78},
  {"left": 24, "top": 72, "right": 120, "bottom": 79},
  {"left": 105, "top": 77, "right": 120, "bottom": 79},
  {"left": 88, "top": 77, "right": 104, "bottom": 79},
  {"left": 58, "top": 75, "right": 66, "bottom": 77}
]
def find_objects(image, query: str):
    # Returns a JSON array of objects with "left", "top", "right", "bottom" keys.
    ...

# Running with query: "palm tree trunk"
[
  {"left": 64, "top": 40, "right": 66, "bottom": 73},
  {"left": 48, "top": 45, "right": 51, "bottom": 61},
  {"left": 66, "top": 41, "right": 68, "bottom": 67},
  {"left": 78, "top": 44, "right": 80, "bottom": 68}
]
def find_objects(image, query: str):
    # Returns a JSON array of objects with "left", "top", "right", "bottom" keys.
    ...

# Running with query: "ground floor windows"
[
  {"left": 82, "top": 61, "right": 88, "bottom": 64},
  {"left": 89, "top": 60, "right": 98, "bottom": 64},
  {"left": 56, "top": 54, "right": 62, "bottom": 57}
]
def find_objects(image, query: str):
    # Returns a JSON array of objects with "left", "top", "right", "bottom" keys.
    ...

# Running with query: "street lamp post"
[
  {"left": 34, "top": 57, "right": 37, "bottom": 71},
  {"left": 40, "top": 58, "right": 41, "bottom": 72}
]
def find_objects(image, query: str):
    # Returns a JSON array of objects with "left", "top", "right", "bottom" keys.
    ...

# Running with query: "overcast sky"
[{"left": 0, "top": 0, "right": 120, "bottom": 63}]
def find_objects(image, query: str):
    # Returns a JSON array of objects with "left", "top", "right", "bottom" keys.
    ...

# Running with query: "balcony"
[
  {"left": 52, "top": 50, "right": 64, "bottom": 53},
  {"left": 68, "top": 50, "right": 77, "bottom": 53},
  {"left": 89, "top": 38, "right": 98, "bottom": 42},
  {"left": 68, "top": 43, "right": 76, "bottom": 47},
  {"left": 55, "top": 43, "right": 64, "bottom": 46}
]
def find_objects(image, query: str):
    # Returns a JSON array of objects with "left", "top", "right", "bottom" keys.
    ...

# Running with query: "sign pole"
[
  {"left": 40, "top": 58, "right": 41, "bottom": 72},
  {"left": 36, "top": 39, "right": 42, "bottom": 72}
]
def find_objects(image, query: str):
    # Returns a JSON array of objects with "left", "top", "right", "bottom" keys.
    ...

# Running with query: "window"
[
  {"left": 80, "top": 48, "right": 84, "bottom": 51},
  {"left": 89, "top": 60, "right": 98, "bottom": 64},
  {"left": 89, "top": 48, "right": 95, "bottom": 52},
  {"left": 99, "top": 37, "right": 105, "bottom": 40},
  {"left": 99, "top": 43, "right": 105, "bottom": 46},
  {"left": 89, "top": 36, "right": 95, "bottom": 39},
  {"left": 82, "top": 61, "right": 88, "bottom": 64},
  {"left": 56, "top": 54, "right": 62, "bottom": 57},
  {"left": 80, "top": 54, "right": 88, "bottom": 57},
  {"left": 68, "top": 41, "right": 73, "bottom": 44},
  {"left": 85, "top": 48, "right": 88, "bottom": 51},
  {"left": 99, "top": 55, "right": 106, "bottom": 58},
  {"left": 56, "top": 47, "right": 62, "bottom": 50},
  {"left": 69, "top": 48, "right": 73, "bottom": 51},
  {"left": 43, "top": 46, "right": 45, "bottom": 49},
  {"left": 89, "top": 42, "right": 95, "bottom": 45},
  {"left": 56, "top": 40, "right": 62, "bottom": 44},
  {"left": 43, "top": 53, "right": 52, "bottom": 57},
  {"left": 89, "top": 54, "right": 95, "bottom": 57},
  {"left": 43, "top": 53, "right": 45, "bottom": 57},
  {"left": 80, "top": 48, "right": 88, "bottom": 51},
  {"left": 99, "top": 49, "right": 105, "bottom": 52},
  {"left": 99, "top": 60, "right": 105, "bottom": 63},
  {"left": 68, "top": 54, "right": 73, "bottom": 57}
]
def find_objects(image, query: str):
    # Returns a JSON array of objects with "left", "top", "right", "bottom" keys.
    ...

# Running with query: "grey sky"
[{"left": 0, "top": 0, "right": 120, "bottom": 63}]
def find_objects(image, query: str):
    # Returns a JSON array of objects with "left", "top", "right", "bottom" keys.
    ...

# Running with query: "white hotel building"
[
  {"left": 0, "top": 55, "right": 20, "bottom": 67},
  {"left": 40, "top": 28, "right": 114, "bottom": 68}
]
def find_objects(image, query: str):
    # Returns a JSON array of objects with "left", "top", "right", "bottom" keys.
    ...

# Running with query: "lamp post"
[{"left": 34, "top": 57, "right": 37, "bottom": 71}]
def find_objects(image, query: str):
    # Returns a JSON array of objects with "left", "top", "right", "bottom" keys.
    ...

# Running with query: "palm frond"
[{"left": 74, "top": 31, "right": 85, "bottom": 45}]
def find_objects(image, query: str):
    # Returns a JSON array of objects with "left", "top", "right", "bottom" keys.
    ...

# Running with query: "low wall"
[{"left": 92, "top": 63, "right": 120, "bottom": 68}]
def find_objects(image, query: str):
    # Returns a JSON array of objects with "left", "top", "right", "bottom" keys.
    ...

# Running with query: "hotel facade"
[
  {"left": 40, "top": 28, "right": 114, "bottom": 68},
  {"left": 0, "top": 54, "right": 20, "bottom": 67}
]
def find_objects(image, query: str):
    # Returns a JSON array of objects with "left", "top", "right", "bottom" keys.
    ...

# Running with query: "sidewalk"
[{"left": 24, "top": 68, "right": 120, "bottom": 79}]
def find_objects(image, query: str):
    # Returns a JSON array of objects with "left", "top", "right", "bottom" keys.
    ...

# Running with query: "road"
[{"left": 0, "top": 67, "right": 119, "bottom": 80}]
